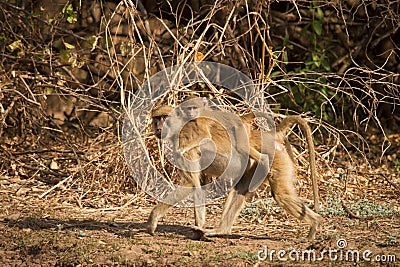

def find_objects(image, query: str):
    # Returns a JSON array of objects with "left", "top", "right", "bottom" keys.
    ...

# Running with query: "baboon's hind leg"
[
  {"left": 199, "top": 163, "right": 258, "bottom": 236},
  {"left": 269, "top": 151, "right": 321, "bottom": 240}
]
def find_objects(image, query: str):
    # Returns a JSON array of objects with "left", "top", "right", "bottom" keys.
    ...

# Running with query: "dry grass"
[{"left": 0, "top": 0, "right": 399, "bottom": 232}]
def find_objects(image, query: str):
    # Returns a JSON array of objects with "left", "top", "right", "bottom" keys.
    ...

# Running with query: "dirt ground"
[
  {"left": 1, "top": 164, "right": 399, "bottom": 266},
  {"left": 1, "top": 130, "right": 399, "bottom": 267}
]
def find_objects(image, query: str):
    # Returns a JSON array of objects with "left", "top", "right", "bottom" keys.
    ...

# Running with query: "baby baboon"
[{"left": 147, "top": 101, "right": 321, "bottom": 240}]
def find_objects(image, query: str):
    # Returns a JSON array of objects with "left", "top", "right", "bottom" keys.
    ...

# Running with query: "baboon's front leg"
[
  {"left": 146, "top": 202, "right": 172, "bottom": 235},
  {"left": 146, "top": 182, "right": 194, "bottom": 235},
  {"left": 193, "top": 175, "right": 205, "bottom": 228}
]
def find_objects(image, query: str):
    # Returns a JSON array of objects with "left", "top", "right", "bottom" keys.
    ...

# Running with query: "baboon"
[
  {"left": 148, "top": 98, "right": 273, "bottom": 233},
  {"left": 147, "top": 100, "right": 321, "bottom": 240}
]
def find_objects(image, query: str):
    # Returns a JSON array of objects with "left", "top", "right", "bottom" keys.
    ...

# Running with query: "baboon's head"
[
  {"left": 151, "top": 97, "right": 207, "bottom": 139},
  {"left": 179, "top": 96, "right": 208, "bottom": 120},
  {"left": 151, "top": 105, "right": 173, "bottom": 139}
]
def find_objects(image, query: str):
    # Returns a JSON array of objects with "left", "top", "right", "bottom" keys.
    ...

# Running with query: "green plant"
[
  {"left": 321, "top": 184, "right": 399, "bottom": 218},
  {"left": 62, "top": 3, "right": 77, "bottom": 24},
  {"left": 241, "top": 202, "right": 262, "bottom": 216},
  {"left": 320, "top": 184, "right": 346, "bottom": 217},
  {"left": 157, "top": 247, "right": 165, "bottom": 258},
  {"left": 392, "top": 159, "right": 400, "bottom": 172},
  {"left": 377, "top": 234, "right": 399, "bottom": 247},
  {"left": 270, "top": 2, "right": 346, "bottom": 122},
  {"left": 226, "top": 250, "right": 258, "bottom": 261},
  {"left": 240, "top": 200, "right": 280, "bottom": 217},
  {"left": 349, "top": 199, "right": 399, "bottom": 217}
]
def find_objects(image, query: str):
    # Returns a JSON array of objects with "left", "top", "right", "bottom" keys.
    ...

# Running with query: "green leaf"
[
  {"left": 312, "top": 20, "right": 323, "bottom": 35},
  {"left": 62, "top": 3, "right": 77, "bottom": 24},
  {"left": 270, "top": 71, "right": 281, "bottom": 77},
  {"left": 312, "top": 52, "right": 320, "bottom": 64},
  {"left": 66, "top": 14, "right": 77, "bottom": 24},
  {"left": 44, "top": 87, "right": 53, "bottom": 94},
  {"left": 198, "top": 82, "right": 206, "bottom": 89},
  {"left": 7, "top": 40, "right": 23, "bottom": 52},
  {"left": 43, "top": 46, "right": 51, "bottom": 56},
  {"left": 63, "top": 41, "right": 75, "bottom": 50},
  {"left": 86, "top": 36, "right": 99, "bottom": 52},
  {"left": 73, "top": 59, "right": 85, "bottom": 69},
  {"left": 60, "top": 49, "right": 71, "bottom": 63},
  {"left": 62, "top": 3, "right": 73, "bottom": 14},
  {"left": 283, "top": 33, "right": 290, "bottom": 45},
  {"left": 322, "top": 59, "right": 331, "bottom": 71},
  {"left": 317, "top": 7, "right": 324, "bottom": 20},
  {"left": 283, "top": 51, "right": 289, "bottom": 64}
]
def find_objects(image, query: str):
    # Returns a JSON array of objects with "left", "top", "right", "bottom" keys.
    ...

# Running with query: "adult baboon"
[{"left": 147, "top": 99, "right": 321, "bottom": 240}]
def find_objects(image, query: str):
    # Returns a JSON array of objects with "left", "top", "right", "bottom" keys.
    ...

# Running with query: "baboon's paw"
[
  {"left": 306, "top": 231, "right": 316, "bottom": 241},
  {"left": 191, "top": 226, "right": 206, "bottom": 234},
  {"left": 192, "top": 227, "right": 232, "bottom": 238},
  {"left": 144, "top": 222, "right": 156, "bottom": 235},
  {"left": 191, "top": 226, "right": 213, "bottom": 241}
]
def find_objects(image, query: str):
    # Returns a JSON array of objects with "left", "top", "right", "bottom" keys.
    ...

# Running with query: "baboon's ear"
[
  {"left": 176, "top": 107, "right": 183, "bottom": 117},
  {"left": 202, "top": 97, "right": 209, "bottom": 108}
]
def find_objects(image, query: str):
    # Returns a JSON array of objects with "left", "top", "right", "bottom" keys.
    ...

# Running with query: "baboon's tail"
[{"left": 276, "top": 115, "right": 320, "bottom": 212}]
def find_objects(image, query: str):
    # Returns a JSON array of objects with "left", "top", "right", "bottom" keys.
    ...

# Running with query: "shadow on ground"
[{"left": 2, "top": 216, "right": 283, "bottom": 241}]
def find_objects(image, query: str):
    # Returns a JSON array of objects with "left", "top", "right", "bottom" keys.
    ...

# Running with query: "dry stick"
[
  {"left": 133, "top": 0, "right": 151, "bottom": 35},
  {"left": 12, "top": 149, "right": 84, "bottom": 155},
  {"left": 22, "top": 164, "right": 69, "bottom": 178},
  {"left": 0, "top": 99, "right": 15, "bottom": 137},
  {"left": 39, "top": 175, "right": 73, "bottom": 199},
  {"left": 36, "top": 127, "right": 85, "bottom": 198},
  {"left": 203, "top": 4, "right": 236, "bottom": 60},
  {"left": 341, "top": 200, "right": 373, "bottom": 220},
  {"left": 223, "top": 21, "right": 248, "bottom": 71},
  {"left": 380, "top": 173, "right": 400, "bottom": 195},
  {"left": 356, "top": 172, "right": 400, "bottom": 195},
  {"left": 96, "top": 193, "right": 142, "bottom": 211},
  {"left": 8, "top": 82, "right": 41, "bottom": 106}
]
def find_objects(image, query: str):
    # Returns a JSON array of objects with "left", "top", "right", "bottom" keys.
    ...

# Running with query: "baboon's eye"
[{"left": 184, "top": 106, "right": 197, "bottom": 111}]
